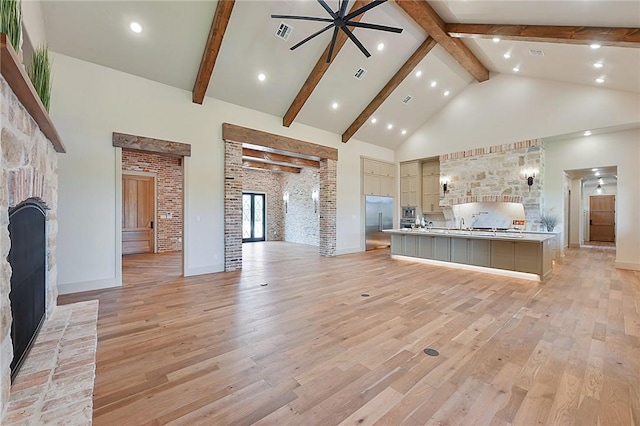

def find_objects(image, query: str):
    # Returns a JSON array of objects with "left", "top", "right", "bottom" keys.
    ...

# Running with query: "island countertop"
[{"left": 383, "top": 228, "right": 556, "bottom": 243}]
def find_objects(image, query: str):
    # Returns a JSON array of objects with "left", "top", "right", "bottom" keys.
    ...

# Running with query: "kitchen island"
[{"left": 384, "top": 229, "right": 555, "bottom": 280}]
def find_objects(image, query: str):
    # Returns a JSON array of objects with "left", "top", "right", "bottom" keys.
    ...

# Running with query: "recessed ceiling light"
[
  {"left": 129, "top": 22, "right": 143, "bottom": 33},
  {"left": 583, "top": 130, "right": 592, "bottom": 136},
  {"left": 492, "top": 37, "right": 500, "bottom": 43},
  {"left": 387, "top": 124, "right": 393, "bottom": 130},
  {"left": 415, "top": 70, "right": 422, "bottom": 78},
  {"left": 598, "top": 178, "right": 604, "bottom": 184},
  {"left": 377, "top": 43, "right": 384, "bottom": 51},
  {"left": 503, "top": 53, "right": 511, "bottom": 59},
  {"left": 430, "top": 81, "right": 437, "bottom": 88},
  {"left": 590, "top": 43, "right": 601, "bottom": 49},
  {"left": 591, "top": 168, "right": 598, "bottom": 171},
  {"left": 331, "top": 102, "right": 339, "bottom": 109},
  {"left": 401, "top": 129, "right": 407, "bottom": 135},
  {"left": 371, "top": 118, "right": 377, "bottom": 124},
  {"left": 257, "top": 73, "right": 266, "bottom": 81},
  {"left": 513, "top": 67, "right": 520, "bottom": 72},
  {"left": 595, "top": 77, "right": 605, "bottom": 83},
  {"left": 443, "top": 90, "right": 450, "bottom": 97},
  {"left": 593, "top": 62, "right": 604, "bottom": 69},
  {"left": 595, "top": 171, "right": 601, "bottom": 176}
]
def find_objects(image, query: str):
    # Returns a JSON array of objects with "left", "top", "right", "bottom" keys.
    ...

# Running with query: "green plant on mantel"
[
  {"left": 27, "top": 45, "right": 52, "bottom": 112},
  {"left": 0, "top": 0, "right": 22, "bottom": 52}
]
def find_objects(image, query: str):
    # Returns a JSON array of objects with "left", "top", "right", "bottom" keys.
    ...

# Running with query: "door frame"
[
  {"left": 122, "top": 171, "right": 158, "bottom": 254},
  {"left": 242, "top": 192, "right": 266, "bottom": 243}
]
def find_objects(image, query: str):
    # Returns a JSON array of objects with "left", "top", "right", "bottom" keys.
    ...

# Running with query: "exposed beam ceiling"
[
  {"left": 393, "top": 0, "right": 489, "bottom": 82},
  {"left": 192, "top": 0, "right": 236, "bottom": 104},
  {"left": 446, "top": 24, "right": 640, "bottom": 48},
  {"left": 242, "top": 148, "right": 320, "bottom": 168},
  {"left": 242, "top": 159, "right": 301, "bottom": 173},
  {"left": 282, "top": 0, "right": 371, "bottom": 128},
  {"left": 342, "top": 36, "right": 437, "bottom": 143}
]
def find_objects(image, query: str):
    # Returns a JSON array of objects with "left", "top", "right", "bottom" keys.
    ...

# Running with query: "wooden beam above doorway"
[
  {"left": 223, "top": 123, "right": 338, "bottom": 161},
  {"left": 242, "top": 160, "right": 301, "bottom": 173},
  {"left": 112, "top": 132, "right": 192, "bottom": 157},
  {"left": 242, "top": 148, "right": 320, "bottom": 169}
]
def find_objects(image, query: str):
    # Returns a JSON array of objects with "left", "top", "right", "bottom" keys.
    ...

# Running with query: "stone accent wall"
[
  {"left": 283, "top": 168, "right": 320, "bottom": 246},
  {"left": 122, "top": 149, "right": 183, "bottom": 252},
  {"left": 319, "top": 159, "right": 337, "bottom": 256},
  {"left": 224, "top": 140, "right": 243, "bottom": 271},
  {"left": 242, "top": 168, "right": 284, "bottom": 241},
  {"left": 439, "top": 139, "right": 545, "bottom": 229},
  {"left": 1, "top": 76, "right": 59, "bottom": 416}
]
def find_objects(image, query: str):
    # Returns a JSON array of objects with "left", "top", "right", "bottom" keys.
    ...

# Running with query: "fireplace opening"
[{"left": 8, "top": 199, "right": 47, "bottom": 382}]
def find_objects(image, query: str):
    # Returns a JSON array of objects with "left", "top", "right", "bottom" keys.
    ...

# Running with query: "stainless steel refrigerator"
[{"left": 365, "top": 196, "right": 394, "bottom": 250}]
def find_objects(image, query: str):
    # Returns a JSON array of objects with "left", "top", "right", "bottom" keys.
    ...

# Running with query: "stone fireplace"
[{"left": 1, "top": 73, "right": 60, "bottom": 414}]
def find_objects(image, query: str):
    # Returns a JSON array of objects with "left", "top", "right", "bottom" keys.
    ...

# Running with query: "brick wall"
[
  {"left": 122, "top": 149, "right": 183, "bottom": 252},
  {"left": 283, "top": 168, "right": 320, "bottom": 246},
  {"left": 319, "top": 159, "right": 337, "bottom": 256},
  {"left": 224, "top": 141, "right": 243, "bottom": 271},
  {"left": 242, "top": 168, "right": 284, "bottom": 241}
]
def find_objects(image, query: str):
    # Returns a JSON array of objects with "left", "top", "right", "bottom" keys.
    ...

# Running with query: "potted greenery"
[
  {"left": 27, "top": 45, "right": 52, "bottom": 111},
  {"left": 540, "top": 212, "right": 558, "bottom": 232},
  {"left": 0, "top": 0, "right": 22, "bottom": 53}
]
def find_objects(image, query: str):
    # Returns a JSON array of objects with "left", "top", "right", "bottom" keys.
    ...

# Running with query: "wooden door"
[
  {"left": 123, "top": 174, "right": 155, "bottom": 254},
  {"left": 589, "top": 195, "right": 615, "bottom": 242}
]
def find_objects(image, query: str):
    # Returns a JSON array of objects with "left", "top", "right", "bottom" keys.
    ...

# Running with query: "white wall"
[
  {"left": 545, "top": 129, "right": 640, "bottom": 270},
  {"left": 50, "top": 53, "right": 394, "bottom": 293}
]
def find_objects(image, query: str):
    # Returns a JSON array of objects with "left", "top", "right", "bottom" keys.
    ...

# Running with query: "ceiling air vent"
[
  {"left": 402, "top": 95, "right": 413, "bottom": 104},
  {"left": 275, "top": 22, "right": 293, "bottom": 41},
  {"left": 529, "top": 49, "right": 545, "bottom": 56},
  {"left": 354, "top": 67, "right": 367, "bottom": 80}
]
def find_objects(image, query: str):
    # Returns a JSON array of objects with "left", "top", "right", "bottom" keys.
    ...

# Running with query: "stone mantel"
[{"left": 0, "top": 33, "right": 65, "bottom": 153}]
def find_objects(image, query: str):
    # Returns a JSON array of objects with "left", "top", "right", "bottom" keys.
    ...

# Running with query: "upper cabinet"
[
  {"left": 422, "top": 159, "right": 442, "bottom": 213},
  {"left": 362, "top": 158, "right": 396, "bottom": 197},
  {"left": 400, "top": 160, "right": 421, "bottom": 207}
]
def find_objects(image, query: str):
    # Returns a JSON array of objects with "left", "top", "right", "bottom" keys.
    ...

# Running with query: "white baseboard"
[
  {"left": 614, "top": 261, "right": 640, "bottom": 271},
  {"left": 335, "top": 247, "right": 362, "bottom": 256},
  {"left": 57, "top": 277, "right": 121, "bottom": 295},
  {"left": 184, "top": 263, "right": 224, "bottom": 277}
]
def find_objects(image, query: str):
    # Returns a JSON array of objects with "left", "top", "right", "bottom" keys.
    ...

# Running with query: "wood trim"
[
  {"left": 282, "top": 0, "right": 371, "bottom": 127},
  {"left": 445, "top": 24, "right": 640, "bottom": 48},
  {"left": 192, "top": 0, "right": 236, "bottom": 104},
  {"left": 242, "top": 147, "right": 320, "bottom": 168},
  {"left": 342, "top": 37, "right": 437, "bottom": 143},
  {"left": 113, "top": 132, "right": 192, "bottom": 157},
  {"left": 393, "top": 0, "right": 489, "bottom": 82},
  {"left": 0, "top": 33, "right": 66, "bottom": 153},
  {"left": 243, "top": 159, "right": 301, "bottom": 173},
  {"left": 223, "top": 123, "right": 338, "bottom": 161}
]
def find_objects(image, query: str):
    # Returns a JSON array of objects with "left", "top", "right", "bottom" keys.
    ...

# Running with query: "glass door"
[{"left": 242, "top": 193, "right": 265, "bottom": 243}]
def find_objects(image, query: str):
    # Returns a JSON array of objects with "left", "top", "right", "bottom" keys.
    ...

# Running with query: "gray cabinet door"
[
  {"left": 433, "top": 236, "right": 450, "bottom": 261},
  {"left": 451, "top": 238, "right": 469, "bottom": 264},
  {"left": 514, "top": 242, "right": 541, "bottom": 274},
  {"left": 469, "top": 239, "right": 491, "bottom": 267},
  {"left": 405, "top": 235, "right": 418, "bottom": 257},
  {"left": 491, "top": 241, "right": 515, "bottom": 270},
  {"left": 418, "top": 236, "right": 433, "bottom": 259},
  {"left": 391, "top": 234, "right": 404, "bottom": 255}
]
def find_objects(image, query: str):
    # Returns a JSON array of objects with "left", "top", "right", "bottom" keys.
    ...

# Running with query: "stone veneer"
[
  {"left": 1, "top": 76, "right": 59, "bottom": 415},
  {"left": 122, "top": 148, "right": 183, "bottom": 252},
  {"left": 283, "top": 167, "right": 320, "bottom": 246},
  {"left": 243, "top": 168, "right": 285, "bottom": 241},
  {"left": 319, "top": 159, "right": 337, "bottom": 256},
  {"left": 439, "top": 139, "right": 545, "bottom": 230}
]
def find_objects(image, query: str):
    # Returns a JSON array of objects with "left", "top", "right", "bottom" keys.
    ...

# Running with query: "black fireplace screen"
[{"left": 8, "top": 199, "right": 46, "bottom": 382}]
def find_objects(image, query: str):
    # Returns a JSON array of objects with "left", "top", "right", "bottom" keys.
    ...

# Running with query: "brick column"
[
  {"left": 319, "top": 158, "right": 336, "bottom": 256},
  {"left": 224, "top": 140, "right": 243, "bottom": 271}
]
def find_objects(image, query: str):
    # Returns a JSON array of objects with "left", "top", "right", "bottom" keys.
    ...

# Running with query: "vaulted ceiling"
[{"left": 42, "top": 1, "right": 640, "bottom": 151}]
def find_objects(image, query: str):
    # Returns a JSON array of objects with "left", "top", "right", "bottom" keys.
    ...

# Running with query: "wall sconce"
[
  {"left": 283, "top": 192, "right": 289, "bottom": 213},
  {"left": 311, "top": 189, "right": 319, "bottom": 213},
  {"left": 440, "top": 176, "right": 450, "bottom": 194},
  {"left": 522, "top": 168, "right": 538, "bottom": 191}
]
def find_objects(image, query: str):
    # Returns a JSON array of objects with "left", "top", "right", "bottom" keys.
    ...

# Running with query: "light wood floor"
[{"left": 58, "top": 242, "right": 640, "bottom": 425}]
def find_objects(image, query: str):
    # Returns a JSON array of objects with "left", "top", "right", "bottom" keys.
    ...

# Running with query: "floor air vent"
[{"left": 275, "top": 22, "right": 293, "bottom": 41}]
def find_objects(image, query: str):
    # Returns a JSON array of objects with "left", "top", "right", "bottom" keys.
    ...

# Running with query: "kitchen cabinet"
[
  {"left": 451, "top": 238, "right": 491, "bottom": 267},
  {"left": 491, "top": 240, "right": 515, "bottom": 270},
  {"left": 390, "top": 234, "right": 418, "bottom": 256},
  {"left": 400, "top": 160, "right": 420, "bottom": 207},
  {"left": 422, "top": 159, "right": 442, "bottom": 213},
  {"left": 432, "top": 236, "right": 451, "bottom": 261},
  {"left": 362, "top": 158, "right": 396, "bottom": 197}
]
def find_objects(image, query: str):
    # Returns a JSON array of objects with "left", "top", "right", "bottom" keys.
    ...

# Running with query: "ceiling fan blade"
[
  {"left": 290, "top": 23, "right": 335, "bottom": 51},
  {"left": 344, "top": 21, "right": 403, "bottom": 33},
  {"left": 326, "top": 27, "right": 340, "bottom": 63},
  {"left": 344, "top": 0, "right": 387, "bottom": 21},
  {"left": 340, "top": 26, "right": 371, "bottom": 58},
  {"left": 338, "top": 0, "right": 350, "bottom": 18},
  {"left": 317, "top": 0, "right": 339, "bottom": 19},
  {"left": 271, "top": 15, "right": 335, "bottom": 23}
]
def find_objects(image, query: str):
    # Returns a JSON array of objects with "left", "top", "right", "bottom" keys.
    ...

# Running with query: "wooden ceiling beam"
[
  {"left": 342, "top": 37, "right": 437, "bottom": 143},
  {"left": 393, "top": 0, "right": 489, "bottom": 82},
  {"left": 243, "top": 160, "right": 301, "bottom": 173},
  {"left": 192, "top": 0, "right": 236, "bottom": 105},
  {"left": 282, "top": 0, "right": 371, "bottom": 128},
  {"left": 446, "top": 24, "right": 640, "bottom": 48},
  {"left": 242, "top": 148, "right": 320, "bottom": 168}
]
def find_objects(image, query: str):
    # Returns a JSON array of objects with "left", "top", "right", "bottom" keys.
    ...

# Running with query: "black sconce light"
[
  {"left": 522, "top": 168, "right": 538, "bottom": 191},
  {"left": 440, "top": 176, "right": 450, "bottom": 194}
]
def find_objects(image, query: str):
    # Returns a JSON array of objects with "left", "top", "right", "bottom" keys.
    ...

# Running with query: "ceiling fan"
[{"left": 272, "top": 0, "right": 403, "bottom": 63}]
